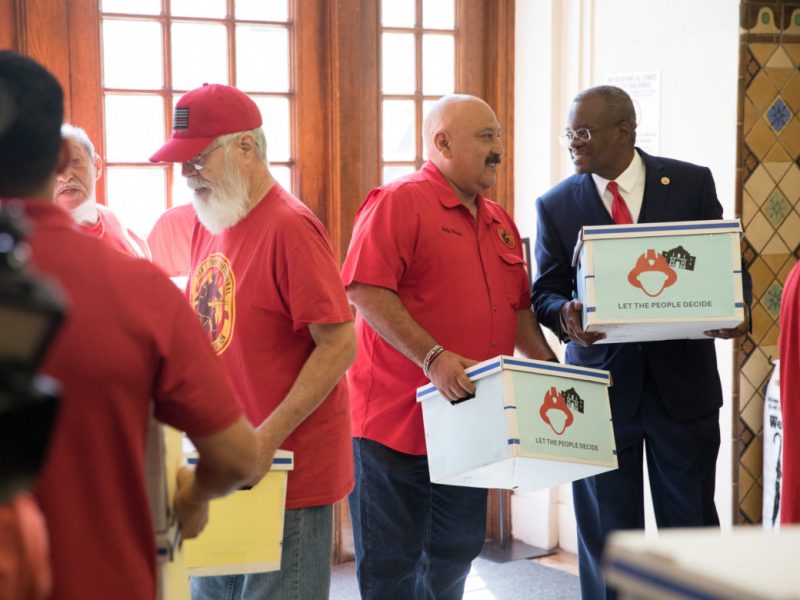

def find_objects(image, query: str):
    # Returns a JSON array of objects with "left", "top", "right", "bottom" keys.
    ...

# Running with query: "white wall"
[{"left": 513, "top": 0, "right": 741, "bottom": 552}]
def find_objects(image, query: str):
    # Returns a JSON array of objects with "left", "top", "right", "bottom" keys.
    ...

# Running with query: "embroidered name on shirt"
[{"left": 441, "top": 226, "right": 464, "bottom": 237}]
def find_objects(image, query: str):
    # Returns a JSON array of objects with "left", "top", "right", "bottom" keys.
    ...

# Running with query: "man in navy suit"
[{"left": 531, "top": 85, "right": 751, "bottom": 600}]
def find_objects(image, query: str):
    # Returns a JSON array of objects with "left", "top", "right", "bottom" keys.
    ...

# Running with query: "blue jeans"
[
  {"left": 190, "top": 504, "right": 333, "bottom": 600},
  {"left": 350, "top": 437, "right": 487, "bottom": 600}
]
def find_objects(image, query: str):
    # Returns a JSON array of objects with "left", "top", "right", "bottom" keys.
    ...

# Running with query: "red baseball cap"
[{"left": 149, "top": 83, "right": 263, "bottom": 163}]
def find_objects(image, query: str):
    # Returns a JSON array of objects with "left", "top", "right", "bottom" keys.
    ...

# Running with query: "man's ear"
[
  {"left": 434, "top": 132, "right": 451, "bottom": 157},
  {"left": 54, "top": 139, "right": 71, "bottom": 176},
  {"left": 93, "top": 154, "right": 103, "bottom": 183},
  {"left": 618, "top": 120, "right": 634, "bottom": 144},
  {"left": 237, "top": 133, "right": 255, "bottom": 163}
]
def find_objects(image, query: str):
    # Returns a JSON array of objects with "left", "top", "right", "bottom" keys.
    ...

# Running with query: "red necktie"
[{"left": 608, "top": 181, "right": 633, "bottom": 224}]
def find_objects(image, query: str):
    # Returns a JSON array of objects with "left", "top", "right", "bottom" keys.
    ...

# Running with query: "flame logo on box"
[
  {"left": 627, "top": 249, "right": 678, "bottom": 297},
  {"left": 539, "top": 387, "right": 575, "bottom": 435}
]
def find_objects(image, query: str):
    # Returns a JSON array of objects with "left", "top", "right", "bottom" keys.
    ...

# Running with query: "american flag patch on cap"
[{"left": 173, "top": 107, "right": 189, "bottom": 130}]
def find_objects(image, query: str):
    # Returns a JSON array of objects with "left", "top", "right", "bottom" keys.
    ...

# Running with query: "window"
[
  {"left": 99, "top": 0, "right": 294, "bottom": 237},
  {"left": 380, "top": 0, "right": 456, "bottom": 183}
]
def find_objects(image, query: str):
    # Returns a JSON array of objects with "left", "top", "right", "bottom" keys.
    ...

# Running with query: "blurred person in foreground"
[{"left": 0, "top": 51, "right": 258, "bottom": 599}]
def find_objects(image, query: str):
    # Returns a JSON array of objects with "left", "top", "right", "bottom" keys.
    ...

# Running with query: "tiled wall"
[{"left": 736, "top": 1, "right": 800, "bottom": 524}]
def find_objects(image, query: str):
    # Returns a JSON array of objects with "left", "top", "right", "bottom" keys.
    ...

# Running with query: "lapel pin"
[{"left": 661, "top": 177, "right": 670, "bottom": 185}]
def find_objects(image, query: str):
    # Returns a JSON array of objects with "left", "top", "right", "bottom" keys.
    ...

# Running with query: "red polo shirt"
[{"left": 341, "top": 161, "right": 530, "bottom": 455}]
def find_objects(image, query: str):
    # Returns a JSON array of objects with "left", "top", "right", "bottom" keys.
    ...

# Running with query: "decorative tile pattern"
[
  {"left": 766, "top": 97, "right": 791, "bottom": 132},
  {"left": 748, "top": 255, "right": 773, "bottom": 298},
  {"left": 744, "top": 211, "right": 775, "bottom": 252},
  {"left": 760, "top": 280, "right": 783, "bottom": 319},
  {"left": 779, "top": 164, "right": 800, "bottom": 205},
  {"left": 763, "top": 189, "right": 791, "bottom": 225},
  {"left": 778, "top": 211, "right": 800, "bottom": 251},
  {"left": 745, "top": 47, "right": 761, "bottom": 87},
  {"left": 737, "top": 2, "right": 800, "bottom": 525},
  {"left": 781, "top": 74, "right": 800, "bottom": 113},
  {"left": 741, "top": 394, "right": 764, "bottom": 434},
  {"left": 743, "top": 164, "right": 775, "bottom": 206},
  {"left": 778, "top": 117, "right": 800, "bottom": 157},
  {"left": 741, "top": 345, "right": 772, "bottom": 391},
  {"left": 746, "top": 118, "right": 778, "bottom": 159},
  {"left": 741, "top": 237, "right": 758, "bottom": 267}
]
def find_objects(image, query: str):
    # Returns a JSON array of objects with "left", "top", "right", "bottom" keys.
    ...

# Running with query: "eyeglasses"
[
  {"left": 558, "top": 122, "right": 622, "bottom": 146},
  {"left": 186, "top": 144, "right": 222, "bottom": 171}
]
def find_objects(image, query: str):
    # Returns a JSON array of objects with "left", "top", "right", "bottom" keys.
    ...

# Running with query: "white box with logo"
[
  {"left": 416, "top": 355, "right": 617, "bottom": 490},
  {"left": 573, "top": 219, "right": 746, "bottom": 344}
]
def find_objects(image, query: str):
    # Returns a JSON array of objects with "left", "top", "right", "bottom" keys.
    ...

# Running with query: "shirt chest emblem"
[
  {"left": 496, "top": 226, "right": 515, "bottom": 248},
  {"left": 190, "top": 252, "right": 236, "bottom": 354}
]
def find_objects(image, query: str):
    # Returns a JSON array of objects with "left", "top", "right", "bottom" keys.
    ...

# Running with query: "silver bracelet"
[{"left": 422, "top": 344, "right": 445, "bottom": 378}]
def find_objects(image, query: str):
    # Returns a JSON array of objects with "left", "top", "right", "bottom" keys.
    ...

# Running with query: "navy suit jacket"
[{"left": 531, "top": 149, "right": 752, "bottom": 425}]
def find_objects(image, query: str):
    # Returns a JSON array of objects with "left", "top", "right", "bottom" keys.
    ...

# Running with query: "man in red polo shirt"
[
  {"left": 150, "top": 83, "right": 356, "bottom": 600},
  {"left": 148, "top": 203, "right": 196, "bottom": 278},
  {"left": 0, "top": 51, "right": 257, "bottom": 600},
  {"left": 54, "top": 124, "right": 151, "bottom": 260},
  {"left": 341, "top": 94, "right": 556, "bottom": 599}
]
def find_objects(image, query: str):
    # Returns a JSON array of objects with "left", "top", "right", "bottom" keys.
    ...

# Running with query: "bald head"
[
  {"left": 422, "top": 94, "right": 503, "bottom": 205},
  {"left": 423, "top": 94, "right": 495, "bottom": 158}
]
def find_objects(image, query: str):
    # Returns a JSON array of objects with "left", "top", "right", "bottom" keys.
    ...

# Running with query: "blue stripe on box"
[
  {"left": 733, "top": 270, "right": 742, "bottom": 274},
  {"left": 607, "top": 559, "right": 729, "bottom": 600},
  {"left": 467, "top": 360, "right": 503, "bottom": 378},
  {"left": 504, "top": 405, "right": 517, "bottom": 410},
  {"left": 735, "top": 302, "right": 744, "bottom": 308},
  {"left": 507, "top": 438, "right": 520, "bottom": 445},
  {"left": 416, "top": 359, "right": 502, "bottom": 398},
  {"left": 585, "top": 222, "right": 739, "bottom": 236},
  {"left": 585, "top": 275, "right": 595, "bottom": 279},
  {"left": 586, "top": 307, "right": 596, "bottom": 313},
  {"left": 503, "top": 358, "right": 611, "bottom": 383}
]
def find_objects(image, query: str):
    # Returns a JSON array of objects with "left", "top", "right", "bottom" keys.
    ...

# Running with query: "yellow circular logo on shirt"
[{"left": 190, "top": 252, "right": 236, "bottom": 354}]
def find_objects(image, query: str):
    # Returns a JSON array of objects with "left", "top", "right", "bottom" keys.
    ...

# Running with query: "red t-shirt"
[
  {"left": 148, "top": 203, "right": 196, "bottom": 278},
  {"left": 189, "top": 183, "right": 354, "bottom": 509},
  {"left": 17, "top": 200, "right": 243, "bottom": 600},
  {"left": 780, "top": 261, "right": 800, "bottom": 524},
  {"left": 341, "top": 161, "right": 530, "bottom": 455},
  {"left": 79, "top": 204, "right": 151, "bottom": 260}
]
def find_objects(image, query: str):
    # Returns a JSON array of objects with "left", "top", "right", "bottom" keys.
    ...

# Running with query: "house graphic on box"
[
  {"left": 661, "top": 246, "right": 696, "bottom": 271},
  {"left": 561, "top": 388, "right": 584, "bottom": 414}
]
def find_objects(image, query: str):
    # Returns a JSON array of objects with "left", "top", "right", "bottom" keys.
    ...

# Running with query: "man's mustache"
[{"left": 486, "top": 153, "right": 501, "bottom": 166}]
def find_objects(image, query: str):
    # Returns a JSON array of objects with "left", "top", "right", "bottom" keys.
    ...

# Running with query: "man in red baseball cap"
[{"left": 151, "top": 84, "right": 356, "bottom": 600}]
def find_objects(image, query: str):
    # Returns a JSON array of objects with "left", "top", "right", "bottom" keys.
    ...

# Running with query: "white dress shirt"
[{"left": 591, "top": 150, "right": 646, "bottom": 223}]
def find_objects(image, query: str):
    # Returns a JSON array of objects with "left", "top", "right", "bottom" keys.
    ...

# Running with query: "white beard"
[
  {"left": 189, "top": 153, "right": 251, "bottom": 235},
  {"left": 69, "top": 197, "right": 99, "bottom": 226}
]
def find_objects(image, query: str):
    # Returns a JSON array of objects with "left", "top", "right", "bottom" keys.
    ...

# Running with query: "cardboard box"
[
  {"left": 182, "top": 447, "right": 294, "bottom": 577},
  {"left": 416, "top": 356, "right": 617, "bottom": 491},
  {"left": 604, "top": 526, "right": 800, "bottom": 599},
  {"left": 573, "top": 219, "right": 745, "bottom": 343}
]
